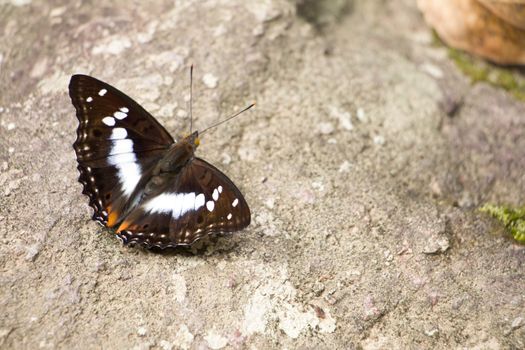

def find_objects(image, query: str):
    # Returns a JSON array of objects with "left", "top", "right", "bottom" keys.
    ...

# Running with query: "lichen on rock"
[{"left": 480, "top": 204, "right": 525, "bottom": 243}]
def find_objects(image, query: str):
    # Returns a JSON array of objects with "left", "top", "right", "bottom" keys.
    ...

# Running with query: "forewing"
[
  {"left": 116, "top": 157, "right": 251, "bottom": 248},
  {"left": 69, "top": 75, "right": 174, "bottom": 227}
]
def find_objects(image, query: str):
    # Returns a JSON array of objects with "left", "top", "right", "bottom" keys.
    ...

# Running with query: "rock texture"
[{"left": 0, "top": 0, "right": 524, "bottom": 349}]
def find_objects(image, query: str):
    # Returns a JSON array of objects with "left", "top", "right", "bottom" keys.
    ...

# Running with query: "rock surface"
[{"left": 0, "top": 0, "right": 524, "bottom": 349}]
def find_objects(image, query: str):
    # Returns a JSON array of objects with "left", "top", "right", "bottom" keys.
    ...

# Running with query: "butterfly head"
[{"left": 183, "top": 131, "right": 200, "bottom": 150}]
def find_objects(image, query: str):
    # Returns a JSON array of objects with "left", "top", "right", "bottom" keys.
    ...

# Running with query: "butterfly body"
[
  {"left": 69, "top": 75, "right": 251, "bottom": 249},
  {"left": 156, "top": 132, "right": 199, "bottom": 174}
]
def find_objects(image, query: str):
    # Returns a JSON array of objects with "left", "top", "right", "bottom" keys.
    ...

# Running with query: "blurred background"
[{"left": 0, "top": 0, "right": 524, "bottom": 349}]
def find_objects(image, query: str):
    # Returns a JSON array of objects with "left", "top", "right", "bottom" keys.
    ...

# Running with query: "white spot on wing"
[
  {"left": 206, "top": 200, "right": 215, "bottom": 212},
  {"left": 110, "top": 139, "right": 134, "bottom": 155},
  {"left": 115, "top": 162, "right": 141, "bottom": 196},
  {"left": 232, "top": 198, "right": 239, "bottom": 207},
  {"left": 110, "top": 127, "right": 127, "bottom": 140},
  {"left": 179, "top": 192, "right": 195, "bottom": 218},
  {"left": 144, "top": 192, "right": 200, "bottom": 218},
  {"left": 86, "top": 96, "right": 93, "bottom": 102},
  {"left": 218, "top": 185, "right": 223, "bottom": 193},
  {"left": 120, "top": 107, "right": 129, "bottom": 113},
  {"left": 114, "top": 111, "right": 127, "bottom": 120},
  {"left": 102, "top": 116, "right": 116, "bottom": 126},
  {"left": 108, "top": 152, "right": 135, "bottom": 163},
  {"left": 107, "top": 138, "right": 141, "bottom": 196},
  {"left": 195, "top": 193, "right": 205, "bottom": 210},
  {"left": 212, "top": 188, "right": 219, "bottom": 201},
  {"left": 227, "top": 213, "right": 232, "bottom": 220},
  {"left": 98, "top": 88, "right": 107, "bottom": 96}
]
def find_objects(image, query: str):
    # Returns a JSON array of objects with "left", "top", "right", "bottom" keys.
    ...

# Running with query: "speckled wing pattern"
[
  {"left": 69, "top": 74, "right": 251, "bottom": 248},
  {"left": 117, "top": 158, "right": 251, "bottom": 248},
  {"left": 69, "top": 75, "right": 173, "bottom": 228}
]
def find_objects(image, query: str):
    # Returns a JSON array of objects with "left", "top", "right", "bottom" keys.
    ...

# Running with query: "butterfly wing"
[
  {"left": 69, "top": 75, "right": 175, "bottom": 227},
  {"left": 116, "top": 157, "right": 251, "bottom": 248}
]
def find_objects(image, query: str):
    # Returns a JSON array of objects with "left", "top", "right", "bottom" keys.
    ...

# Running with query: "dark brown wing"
[
  {"left": 116, "top": 157, "right": 251, "bottom": 248},
  {"left": 69, "top": 75, "right": 174, "bottom": 227}
]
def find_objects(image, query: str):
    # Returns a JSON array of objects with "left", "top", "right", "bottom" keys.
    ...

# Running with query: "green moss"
[
  {"left": 448, "top": 49, "right": 488, "bottom": 82},
  {"left": 495, "top": 70, "right": 517, "bottom": 90},
  {"left": 446, "top": 47, "right": 525, "bottom": 102},
  {"left": 480, "top": 204, "right": 525, "bottom": 243}
]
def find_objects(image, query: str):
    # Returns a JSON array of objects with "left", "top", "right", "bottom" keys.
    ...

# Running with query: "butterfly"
[{"left": 69, "top": 72, "right": 252, "bottom": 249}]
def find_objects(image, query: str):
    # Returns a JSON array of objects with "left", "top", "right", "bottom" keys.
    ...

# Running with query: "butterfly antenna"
[
  {"left": 200, "top": 103, "right": 255, "bottom": 135},
  {"left": 189, "top": 64, "right": 194, "bottom": 133}
]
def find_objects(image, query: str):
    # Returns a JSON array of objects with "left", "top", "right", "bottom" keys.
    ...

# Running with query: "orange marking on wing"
[
  {"left": 107, "top": 210, "right": 120, "bottom": 228},
  {"left": 116, "top": 220, "right": 132, "bottom": 233}
]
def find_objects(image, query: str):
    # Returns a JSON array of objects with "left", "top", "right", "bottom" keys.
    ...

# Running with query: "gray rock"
[{"left": 1, "top": 0, "right": 524, "bottom": 349}]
